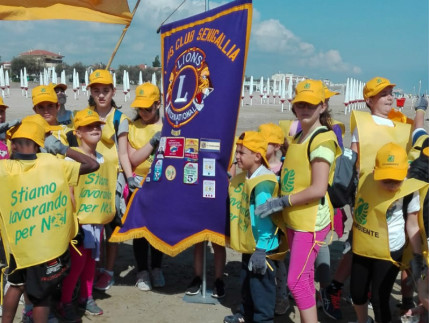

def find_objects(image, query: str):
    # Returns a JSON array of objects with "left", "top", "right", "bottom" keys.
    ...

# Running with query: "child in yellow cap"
[
  {"left": 58, "top": 108, "right": 116, "bottom": 320},
  {"left": 86, "top": 69, "right": 134, "bottom": 291},
  {"left": 256, "top": 79, "right": 341, "bottom": 322},
  {"left": 126, "top": 82, "right": 165, "bottom": 291},
  {"left": 350, "top": 142, "right": 427, "bottom": 323},
  {"left": 0, "top": 97, "right": 20, "bottom": 160},
  {"left": 225, "top": 130, "right": 280, "bottom": 323},
  {"left": 0, "top": 116, "right": 99, "bottom": 323}
]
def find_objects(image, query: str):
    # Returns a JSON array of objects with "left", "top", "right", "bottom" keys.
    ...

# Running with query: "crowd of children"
[{"left": 0, "top": 73, "right": 428, "bottom": 323}]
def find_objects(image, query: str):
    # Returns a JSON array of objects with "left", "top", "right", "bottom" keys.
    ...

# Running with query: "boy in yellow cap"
[
  {"left": 225, "top": 131, "right": 280, "bottom": 323},
  {"left": 350, "top": 142, "right": 427, "bottom": 323},
  {"left": 31, "top": 84, "right": 73, "bottom": 148},
  {"left": 58, "top": 108, "right": 116, "bottom": 321},
  {"left": 0, "top": 116, "right": 99, "bottom": 323},
  {"left": 0, "top": 97, "right": 20, "bottom": 160}
]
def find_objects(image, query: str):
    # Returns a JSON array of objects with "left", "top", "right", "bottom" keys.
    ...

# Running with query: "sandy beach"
[{"left": 1, "top": 82, "right": 427, "bottom": 323}]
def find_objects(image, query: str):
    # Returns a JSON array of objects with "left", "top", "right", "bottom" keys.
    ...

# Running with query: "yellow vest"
[
  {"left": 408, "top": 133, "right": 429, "bottom": 161},
  {"left": 352, "top": 173, "right": 428, "bottom": 265},
  {"left": 350, "top": 110, "right": 411, "bottom": 175},
  {"left": 0, "top": 154, "right": 78, "bottom": 269},
  {"left": 281, "top": 130, "right": 340, "bottom": 232},
  {"left": 229, "top": 172, "right": 278, "bottom": 254},
  {"left": 72, "top": 148, "right": 116, "bottom": 224},
  {"left": 90, "top": 107, "right": 128, "bottom": 171},
  {"left": 128, "top": 120, "right": 162, "bottom": 177}
]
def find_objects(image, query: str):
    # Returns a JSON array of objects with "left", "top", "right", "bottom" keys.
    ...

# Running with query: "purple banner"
[{"left": 111, "top": 0, "right": 252, "bottom": 256}]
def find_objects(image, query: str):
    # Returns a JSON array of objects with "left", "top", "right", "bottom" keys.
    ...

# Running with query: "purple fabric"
[{"left": 115, "top": 0, "right": 252, "bottom": 253}]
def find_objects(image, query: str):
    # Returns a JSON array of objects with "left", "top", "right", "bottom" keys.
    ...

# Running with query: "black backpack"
[{"left": 301, "top": 128, "right": 358, "bottom": 208}]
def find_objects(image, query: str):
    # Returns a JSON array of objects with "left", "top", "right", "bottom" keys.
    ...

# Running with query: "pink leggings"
[
  {"left": 61, "top": 245, "right": 96, "bottom": 304},
  {"left": 287, "top": 225, "right": 330, "bottom": 310}
]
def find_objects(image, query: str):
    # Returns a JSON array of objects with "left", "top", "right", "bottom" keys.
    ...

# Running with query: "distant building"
[{"left": 19, "top": 49, "right": 64, "bottom": 68}]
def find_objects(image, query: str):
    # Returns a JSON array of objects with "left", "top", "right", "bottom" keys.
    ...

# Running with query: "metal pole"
[{"left": 106, "top": 0, "right": 141, "bottom": 70}]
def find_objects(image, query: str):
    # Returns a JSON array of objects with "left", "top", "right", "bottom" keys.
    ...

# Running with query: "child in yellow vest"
[
  {"left": 350, "top": 142, "right": 427, "bottom": 323},
  {"left": 0, "top": 115, "right": 99, "bottom": 323},
  {"left": 257, "top": 122, "right": 289, "bottom": 315},
  {"left": 0, "top": 97, "right": 20, "bottom": 160},
  {"left": 323, "top": 77, "right": 412, "bottom": 319},
  {"left": 224, "top": 131, "right": 279, "bottom": 323},
  {"left": 127, "top": 82, "right": 165, "bottom": 291},
  {"left": 31, "top": 84, "right": 72, "bottom": 147},
  {"left": 85, "top": 69, "right": 135, "bottom": 291},
  {"left": 57, "top": 108, "right": 117, "bottom": 321},
  {"left": 256, "top": 79, "right": 341, "bottom": 323}
]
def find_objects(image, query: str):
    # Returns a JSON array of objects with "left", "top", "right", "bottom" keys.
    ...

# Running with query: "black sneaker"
[
  {"left": 211, "top": 278, "right": 225, "bottom": 299},
  {"left": 185, "top": 276, "right": 202, "bottom": 295},
  {"left": 321, "top": 287, "right": 342, "bottom": 320}
]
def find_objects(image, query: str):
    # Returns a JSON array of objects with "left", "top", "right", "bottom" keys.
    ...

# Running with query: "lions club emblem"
[{"left": 165, "top": 47, "right": 214, "bottom": 128}]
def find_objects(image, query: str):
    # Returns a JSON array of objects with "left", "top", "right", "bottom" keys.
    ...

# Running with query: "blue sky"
[{"left": 0, "top": 0, "right": 428, "bottom": 94}]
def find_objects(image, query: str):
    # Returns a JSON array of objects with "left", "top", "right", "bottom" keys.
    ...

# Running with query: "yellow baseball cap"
[
  {"left": 292, "top": 79, "right": 325, "bottom": 105},
  {"left": 258, "top": 123, "right": 284, "bottom": 145},
  {"left": 88, "top": 69, "right": 113, "bottom": 88},
  {"left": 236, "top": 131, "right": 269, "bottom": 167},
  {"left": 7, "top": 115, "right": 52, "bottom": 147},
  {"left": 73, "top": 108, "right": 105, "bottom": 128},
  {"left": 131, "top": 82, "right": 160, "bottom": 108},
  {"left": 363, "top": 77, "right": 396, "bottom": 99},
  {"left": 32, "top": 85, "right": 58, "bottom": 106},
  {"left": 374, "top": 142, "right": 408, "bottom": 181},
  {"left": 323, "top": 84, "right": 340, "bottom": 99},
  {"left": 0, "top": 97, "right": 9, "bottom": 109}
]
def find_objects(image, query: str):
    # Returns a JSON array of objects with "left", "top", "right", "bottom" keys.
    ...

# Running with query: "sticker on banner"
[
  {"left": 183, "top": 162, "right": 198, "bottom": 184},
  {"left": 157, "top": 137, "right": 166, "bottom": 159},
  {"left": 153, "top": 160, "right": 163, "bottom": 182},
  {"left": 203, "top": 180, "right": 216, "bottom": 198},
  {"left": 165, "top": 165, "right": 177, "bottom": 181},
  {"left": 185, "top": 138, "right": 199, "bottom": 161},
  {"left": 165, "top": 137, "right": 185, "bottom": 158},
  {"left": 200, "top": 139, "right": 220, "bottom": 152},
  {"left": 203, "top": 158, "right": 216, "bottom": 176}
]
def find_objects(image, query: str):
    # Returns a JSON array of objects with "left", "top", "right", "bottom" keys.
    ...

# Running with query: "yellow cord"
[{"left": 70, "top": 240, "right": 82, "bottom": 257}]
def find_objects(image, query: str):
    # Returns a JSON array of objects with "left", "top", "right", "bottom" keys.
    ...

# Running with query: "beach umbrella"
[
  {"left": 272, "top": 78, "right": 277, "bottom": 104},
  {"left": 241, "top": 80, "right": 245, "bottom": 107},
  {"left": 138, "top": 71, "right": 143, "bottom": 85},
  {"left": 39, "top": 72, "right": 44, "bottom": 86},
  {"left": 76, "top": 72, "right": 80, "bottom": 95},
  {"left": 259, "top": 76, "right": 264, "bottom": 104},
  {"left": 280, "top": 76, "right": 286, "bottom": 112},
  {"left": 51, "top": 66, "right": 57, "bottom": 84},
  {"left": 20, "top": 69, "right": 24, "bottom": 95},
  {"left": 5, "top": 70, "right": 9, "bottom": 96},
  {"left": 123, "top": 70, "right": 128, "bottom": 101},
  {"left": 0, "top": 66, "right": 5, "bottom": 97},
  {"left": 60, "top": 70, "right": 66, "bottom": 85},
  {"left": 23, "top": 68, "right": 28, "bottom": 97},
  {"left": 249, "top": 76, "right": 253, "bottom": 105},
  {"left": 84, "top": 70, "right": 89, "bottom": 96},
  {"left": 287, "top": 75, "right": 293, "bottom": 110},
  {"left": 72, "top": 68, "right": 78, "bottom": 99},
  {"left": 344, "top": 78, "right": 350, "bottom": 114},
  {"left": 113, "top": 72, "right": 117, "bottom": 89},
  {"left": 43, "top": 68, "right": 49, "bottom": 86},
  {"left": 151, "top": 72, "right": 156, "bottom": 86},
  {"left": 266, "top": 77, "right": 270, "bottom": 103}
]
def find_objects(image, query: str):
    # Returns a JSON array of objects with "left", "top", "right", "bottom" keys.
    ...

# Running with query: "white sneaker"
[
  {"left": 152, "top": 268, "right": 165, "bottom": 288},
  {"left": 136, "top": 270, "right": 152, "bottom": 291}
]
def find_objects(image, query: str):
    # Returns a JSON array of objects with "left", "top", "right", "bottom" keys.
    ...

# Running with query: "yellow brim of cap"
[
  {"left": 292, "top": 93, "right": 323, "bottom": 105},
  {"left": 75, "top": 120, "right": 105, "bottom": 128},
  {"left": 374, "top": 167, "right": 407, "bottom": 181},
  {"left": 130, "top": 98, "right": 156, "bottom": 108}
]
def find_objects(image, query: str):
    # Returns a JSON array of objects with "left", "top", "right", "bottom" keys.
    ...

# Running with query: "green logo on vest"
[
  {"left": 281, "top": 168, "right": 295, "bottom": 193},
  {"left": 354, "top": 198, "right": 369, "bottom": 225}
]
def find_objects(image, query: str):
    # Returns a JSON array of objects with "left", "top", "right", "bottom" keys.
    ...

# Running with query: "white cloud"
[{"left": 251, "top": 18, "right": 360, "bottom": 74}]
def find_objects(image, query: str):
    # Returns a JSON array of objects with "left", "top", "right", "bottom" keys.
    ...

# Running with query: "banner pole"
[{"left": 106, "top": 0, "right": 141, "bottom": 70}]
